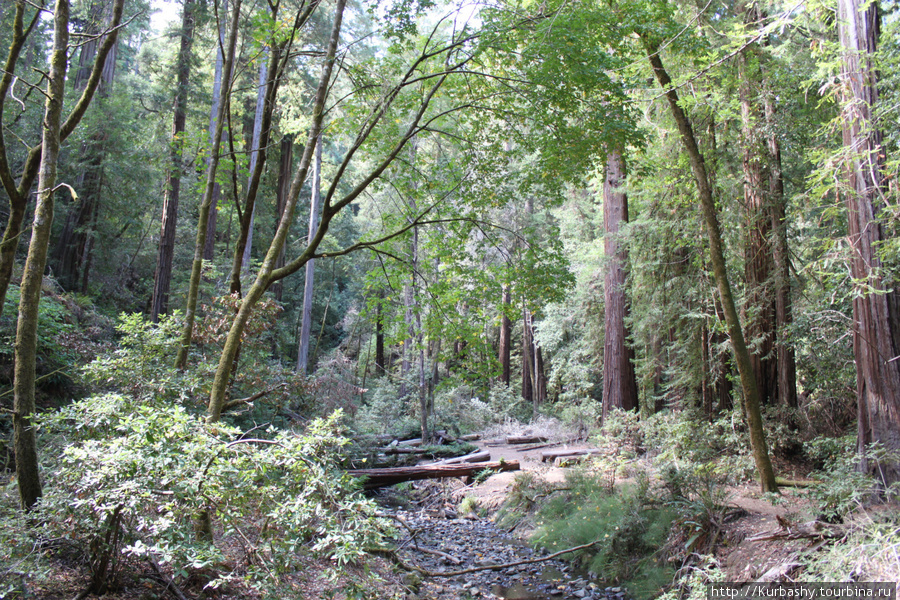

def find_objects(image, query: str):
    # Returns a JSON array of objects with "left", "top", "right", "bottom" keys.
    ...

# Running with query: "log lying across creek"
[
  {"left": 506, "top": 435, "right": 549, "bottom": 445},
  {"left": 436, "top": 450, "right": 491, "bottom": 465},
  {"left": 349, "top": 460, "right": 520, "bottom": 489},
  {"left": 539, "top": 449, "right": 602, "bottom": 463}
]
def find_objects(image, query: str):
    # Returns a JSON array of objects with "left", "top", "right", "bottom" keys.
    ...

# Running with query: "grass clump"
[{"left": 529, "top": 469, "right": 676, "bottom": 600}]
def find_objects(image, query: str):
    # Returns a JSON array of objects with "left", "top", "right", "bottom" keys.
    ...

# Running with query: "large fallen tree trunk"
[
  {"left": 349, "top": 460, "right": 519, "bottom": 488},
  {"left": 436, "top": 450, "right": 490, "bottom": 465},
  {"left": 540, "top": 449, "right": 602, "bottom": 463},
  {"left": 506, "top": 435, "right": 548, "bottom": 445}
]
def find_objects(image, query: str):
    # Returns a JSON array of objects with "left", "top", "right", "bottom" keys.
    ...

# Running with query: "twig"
[
  {"left": 380, "top": 539, "right": 601, "bottom": 577},
  {"left": 416, "top": 546, "right": 462, "bottom": 565},
  {"left": 224, "top": 438, "right": 283, "bottom": 449},
  {"left": 147, "top": 558, "right": 191, "bottom": 600},
  {"left": 70, "top": 587, "right": 92, "bottom": 600},
  {"left": 221, "top": 383, "right": 287, "bottom": 412}
]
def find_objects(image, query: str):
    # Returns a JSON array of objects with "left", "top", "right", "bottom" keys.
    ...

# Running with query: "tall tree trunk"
[
  {"left": 765, "top": 79, "right": 798, "bottom": 410},
  {"left": 150, "top": 0, "right": 195, "bottom": 322},
  {"left": 498, "top": 285, "right": 511, "bottom": 385},
  {"left": 297, "top": 135, "right": 322, "bottom": 374},
  {"left": 739, "top": 42, "right": 778, "bottom": 408},
  {"left": 203, "top": 0, "right": 227, "bottom": 261},
  {"left": 50, "top": 0, "right": 117, "bottom": 292},
  {"left": 601, "top": 148, "right": 638, "bottom": 420},
  {"left": 175, "top": 0, "right": 241, "bottom": 369},
  {"left": 522, "top": 307, "right": 534, "bottom": 407},
  {"left": 271, "top": 133, "right": 293, "bottom": 302},
  {"left": 0, "top": 0, "right": 122, "bottom": 317},
  {"left": 230, "top": 52, "right": 272, "bottom": 294},
  {"left": 207, "top": 0, "right": 345, "bottom": 421},
  {"left": 14, "top": 0, "right": 69, "bottom": 510},
  {"left": 643, "top": 37, "right": 778, "bottom": 493},
  {"left": 375, "top": 290, "right": 386, "bottom": 375},
  {"left": 837, "top": 0, "right": 900, "bottom": 487}
]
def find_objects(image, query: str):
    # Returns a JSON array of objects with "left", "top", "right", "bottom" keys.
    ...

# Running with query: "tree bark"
[
  {"left": 230, "top": 48, "right": 276, "bottom": 294},
  {"left": 150, "top": 0, "right": 196, "bottom": 322},
  {"left": 271, "top": 133, "right": 293, "bottom": 302},
  {"left": 601, "top": 148, "right": 638, "bottom": 420},
  {"left": 234, "top": 52, "right": 270, "bottom": 288},
  {"left": 14, "top": 0, "right": 69, "bottom": 510},
  {"left": 349, "top": 460, "right": 519, "bottom": 489},
  {"left": 175, "top": 0, "right": 241, "bottom": 370},
  {"left": 643, "top": 38, "right": 777, "bottom": 493},
  {"left": 375, "top": 290, "right": 386, "bottom": 375},
  {"left": 837, "top": 0, "right": 900, "bottom": 487},
  {"left": 498, "top": 285, "right": 511, "bottom": 385},
  {"left": 297, "top": 135, "right": 322, "bottom": 374},
  {"left": 739, "top": 40, "right": 778, "bottom": 408},
  {"left": 203, "top": 0, "right": 227, "bottom": 261},
  {"left": 522, "top": 307, "right": 534, "bottom": 406}
]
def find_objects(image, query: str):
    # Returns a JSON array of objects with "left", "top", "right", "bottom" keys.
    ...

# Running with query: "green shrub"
[
  {"left": 805, "top": 435, "right": 893, "bottom": 521},
  {"left": 33, "top": 396, "right": 388, "bottom": 595},
  {"left": 803, "top": 510, "right": 900, "bottom": 583},
  {"left": 530, "top": 470, "right": 675, "bottom": 600}
]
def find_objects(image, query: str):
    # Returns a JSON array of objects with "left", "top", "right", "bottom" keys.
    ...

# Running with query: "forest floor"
[
  {"left": 22, "top": 429, "right": 859, "bottom": 600},
  {"left": 382, "top": 430, "right": 838, "bottom": 600}
]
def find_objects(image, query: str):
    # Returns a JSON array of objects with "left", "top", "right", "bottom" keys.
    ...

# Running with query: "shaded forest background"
[{"left": 0, "top": 0, "right": 899, "bottom": 596}]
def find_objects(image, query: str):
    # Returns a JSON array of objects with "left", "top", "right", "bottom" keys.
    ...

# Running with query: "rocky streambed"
[{"left": 387, "top": 509, "right": 632, "bottom": 600}]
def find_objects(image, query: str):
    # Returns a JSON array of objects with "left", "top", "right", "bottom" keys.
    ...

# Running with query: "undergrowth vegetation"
[
  {"left": 1, "top": 311, "right": 391, "bottom": 599},
  {"left": 496, "top": 408, "right": 900, "bottom": 600}
]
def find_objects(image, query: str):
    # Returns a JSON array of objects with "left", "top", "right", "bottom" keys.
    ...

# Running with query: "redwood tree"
[
  {"left": 836, "top": 0, "right": 900, "bottom": 486},
  {"left": 150, "top": 0, "right": 196, "bottom": 322},
  {"left": 601, "top": 149, "right": 638, "bottom": 420}
]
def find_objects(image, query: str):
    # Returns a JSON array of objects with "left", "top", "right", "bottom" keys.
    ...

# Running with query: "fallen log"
[
  {"left": 436, "top": 450, "right": 490, "bottom": 465},
  {"left": 540, "top": 449, "right": 602, "bottom": 463},
  {"left": 398, "top": 438, "right": 423, "bottom": 447},
  {"left": 382, "top": 446, "right": 427, "bottom": 455},
  {"left": 506, "top": 435, "right": 548, "bottom": 445},
  {"left": 349, "top": 460, "right": 519, "bottom": 489},
  {"left": 459, "top": 433, "right": 481, "bottom": 441}
]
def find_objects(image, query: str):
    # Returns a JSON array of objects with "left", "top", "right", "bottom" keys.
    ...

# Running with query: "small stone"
[
  {"left": 468, "top": 586, "right": 481, "bottom": 596},
  {"left": 574, "top": 589, "right": 588, "bottom": 598}
]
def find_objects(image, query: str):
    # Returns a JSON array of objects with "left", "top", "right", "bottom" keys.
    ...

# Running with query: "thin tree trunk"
[
  {"left": 643, "top": 38, "right": 777, "bottom": 493},
  {"left": 14, "top": 0, "right": 69, "bottom": 510},
  {"left": 0, "top": 0, "right": 121, "bottom": 317},
  {"left": 237, "top": 53, "right": 269, "bottom": 282},
  {"left": 765, "top": 81, "right": 798, "bottom": 410},
  {"left": 175, "top": 0, "right": 241, "bottom": 369},
  {"left": 203, "top": 0, "right": 227, "bottom": 261},
  {"left": 522, "top": 307, "right": 534, "bottom": 407},
  {"left": 297, "top": 135, "right": 322, "bottom": 374},
  {"left": 601, "top": 149, "right": 638, "bottom": 420},
  {"left": 151, "top": 0, "right": 195, "bottom": 322},
  {"left": 375, "top": 290, "right": 385, "bottom": 375},
  {"left": 272, "top": 133, "right": 293, "bottom": 302},
  {"left": 837, "top": 0, "right": 900, "bottom": 487},
  {"left": 207, "top": 0, "right": 346, "bottom": 421},
  {"left": 498, "top": 285, "right": 511, "bottom": 385},
  {"left": 230, "top": 51, "right": 272, "bottom": 294}
]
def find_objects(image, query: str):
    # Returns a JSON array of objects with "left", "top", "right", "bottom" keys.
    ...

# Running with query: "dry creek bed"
[{"left": 387, "top": 508, "right": 632, "bottom": 600}]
